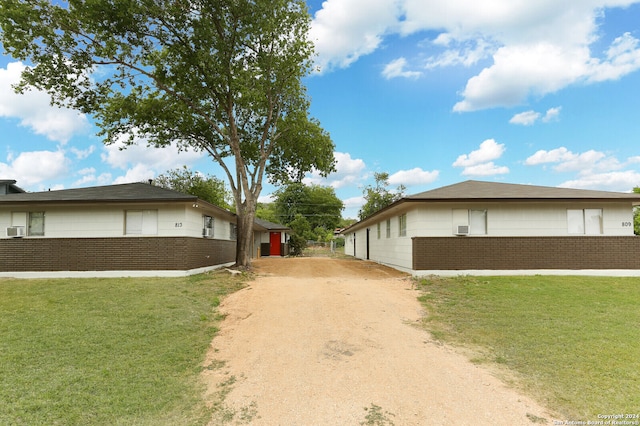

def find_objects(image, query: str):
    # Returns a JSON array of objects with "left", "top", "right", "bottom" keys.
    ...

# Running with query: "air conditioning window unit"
[
  {"left": 203, "top": 228, "right": 213, "bottom": 238},
  {"left": 6, "top": 226, "right": 25, "bottom": 238},
  {"left": 456, "top": 225, "right": 469, "bottom": 236}
]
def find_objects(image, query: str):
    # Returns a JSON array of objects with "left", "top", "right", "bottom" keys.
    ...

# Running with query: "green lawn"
[
  {"left": 0, "top": 271, "right": 247, "bottom": 425},
  {"left": 416, "top": 275, "right": 640, "bottom": 419}
]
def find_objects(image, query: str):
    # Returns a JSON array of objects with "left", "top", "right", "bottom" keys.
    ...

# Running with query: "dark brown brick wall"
[
  {"left": 0, "top": 237, "right": 236, "bottom": 272},
  {"left": 412, "top": 236, "right": 640, "bottom": 270}
]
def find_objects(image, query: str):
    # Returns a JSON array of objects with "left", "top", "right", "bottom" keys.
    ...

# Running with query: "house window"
[
  {"left": 229, "top": 223, "right": 237, "bottom": 240},
  {"left": 28, "top": 212, "right": 45, "bottom": 236},
  {"left": 125, "top": 210, "right": 158, "bottom": 235},
  {"left": 568, "top": 209, "right": 602, "bottom": 234},
  {"left": 377, "top": 223, "right": 381, "bottom": 239},
  {"left": 469, "top": 210, "right": 487, "bottom": 235},
  {"left": 386, "top": 219, "right": 391, "bottom": 238},
  {"left": 203, "top": 215, "right": 214, "bottom": 238},
  {"left": 399, "top": 214, "right": 407, "bottom": 237}
]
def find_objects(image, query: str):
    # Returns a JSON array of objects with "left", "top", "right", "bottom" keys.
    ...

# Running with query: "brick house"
[
  {"left": 0, "top": 181, "right": 288, "bottom": 277},
  {"left": 342, "top": 180, "right": 640, "bottom": 275}
]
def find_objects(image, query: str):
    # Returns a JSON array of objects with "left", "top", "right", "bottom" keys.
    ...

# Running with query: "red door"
[{"left": 269, "top": 232, "right": 281, "bottom": 256}]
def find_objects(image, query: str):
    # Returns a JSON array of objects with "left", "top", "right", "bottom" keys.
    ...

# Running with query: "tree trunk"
[{"left": 235, "top": 197, "right": 258, "bottom": 268}]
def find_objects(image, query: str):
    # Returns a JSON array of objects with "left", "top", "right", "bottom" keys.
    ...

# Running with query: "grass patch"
[
  {"left": 0, "top": 270, "right": 248, "bottom": 425},
  {"left": 416, "top": 275, "right": 640, "bottom": 419},
  {"left": 360, "top": 403, "right": 395, "bottom": 425}
]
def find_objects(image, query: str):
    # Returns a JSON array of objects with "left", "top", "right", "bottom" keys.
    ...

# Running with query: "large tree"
[
  {"left": 0, "top": 0, "right": 335, "bottom": 267},
  {"left": 273, "top": 182, "right": 344, "bottom": 232},
  {"left": 155, "top": 166, "right": 232, "bottom": 210},
  {"left": 358, "top": 172, "right": 405, "bottom": 220}
]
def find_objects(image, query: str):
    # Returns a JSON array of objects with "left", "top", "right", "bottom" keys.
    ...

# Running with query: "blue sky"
[{"left": 2, "top": 1, "right": 640, "bottom": 218}]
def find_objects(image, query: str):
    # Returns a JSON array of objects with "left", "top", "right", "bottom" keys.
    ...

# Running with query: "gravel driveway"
[{"left": 202, "top": 257, "right": 552, "bottom": 425}]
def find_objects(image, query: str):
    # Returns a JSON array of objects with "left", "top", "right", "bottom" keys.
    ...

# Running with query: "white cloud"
[
  {"left": 73, "top": 174, "right": 98, "bottom": 186},
  {"left": 258, "top": 193, "right": 275, "bottom": 204},
  {"left": 554, "top": 150, "right": 612, "bottom": 173},
  {"left": 343, "top": 195, "right": 365, "bottom": 209},
  {"left": 388, "top": 168, "right": 439, "bottom": 186},
  {"left": 524, "top": 147, "right": 616, "bottom": 174},
  {"left": 453, "top": 139, "right": 509, "bottom": 176},
  {"left": 525, "top": 147, "right": 574, "bottom": 165},
  {"left": 0, "top": 150, "right": 69, "bottom": 186},
  {"left": 542, "top": 106, "right": 562, "bottom": 122},
  {"left": 71, "top": 167, "right": 112, "bottom": 187},
  {"left": 461, "top": 162, "right": 510, "bottom": 176},
  {"left": 78, "top": 167, "right": 96, "bottom": 175},
  {"left": 588, "top": 32, "right": 640, "bottom": 82},
  {"left": 425, "top": 38, "right": 495, "bottom": 69},
  {"left": 525, "top": 147, "right": 640, "bottom": 191},
  {"left": 309, "top": 0, "right": 400, "bottom": 72},
  {"left": 524, "top": 147, "right": 640, "bottom": 192},
  {"left": 509, "top": 110, "right": 541, "bottom": 126},
  {"left": 70, "top": 145, "right": 96, "bottom": 159},
  {"left": 510, "top": 106, "right": 562, "bottom": 125},
  {"left": 310, "top": 1, "right": 640, "bottom": 110},
  {"left": 342, "top": 195, "right": 366, "bottom": 219},
  {"left": 101, "top": 135, "right": 204, "bottom": 182},
  {"left": 559, "top": 170, "right": 640, "bottom": 192},
  {"left": 0, "top": 62, "right": 89, "bottom": 143},
  {"left": 305, "top": 151, "right": 367, "bottom": 189},
  {"left": 382, "top": 58, "right": 422, "bottom": 79},
  {"left": 112, "top": 164, "right": 156, "bottom": 184},
  {"left": 453, "top": 139, "right": 506, "bottom": 167},
  {"left": 453, "top": 43, "right": 587, "bottom": 111}
]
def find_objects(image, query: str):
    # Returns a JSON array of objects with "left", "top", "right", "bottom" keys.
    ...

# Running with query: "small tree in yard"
[
  {"left": 287, "top": 213, "right": 311, "bottom": 256},
  {"left": 0, "top": 0, "right": 335, "bottom": 267}
]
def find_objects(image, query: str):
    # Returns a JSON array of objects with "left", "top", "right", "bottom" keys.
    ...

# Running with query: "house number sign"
[
  {"left": 622, "top": 221, "right": 633, "bottom": 227},
  {"left": 175, "top": 222, "right": 183, "bottom": 228}
]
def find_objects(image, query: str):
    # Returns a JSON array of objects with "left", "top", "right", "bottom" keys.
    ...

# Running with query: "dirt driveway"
[{"left": 203, "top": 257, "right": 552, "bottom": 425}]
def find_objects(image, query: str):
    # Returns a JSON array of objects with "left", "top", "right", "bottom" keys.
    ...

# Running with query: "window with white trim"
[
  {"left": 568, "top": 209, "right": 602, "bottom": 234},
  {"left": 125, "top": 210, "right": 158, "bottom": 235},
  {"left": 452, "top": 209, "right": 487, "bottom": 235},
  {"left": 28, "top": 212, "right": 45, "bottom": 236},
  {"left": 203, "top": 215, "right": 214, "bottom": 238},
  {"left": 386, "top": 219, "right": 391, "bottom": 238},
  {"left": 469, "top": 210, "right": 487, "bottom": 235},
  {"left": 377, "top": 222, "right": 381, "bottom": 239},
  {"left": 398, "top": 214, "right": 407, "bottom": 237}
]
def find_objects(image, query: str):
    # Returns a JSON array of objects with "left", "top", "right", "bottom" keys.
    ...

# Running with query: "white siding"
[
  {"left": 346, "top": 210, "right": 415, "bottom": 271},
  {"left": 33, "top": 207, "right": 127, "bottom": 237},
  {"left": 485, "top": 202, "right": 633, "bottom": 236},
  {"left": 344, "top": 200, "right": 636, "bottom": 270},
  {"left": 411, "top": 202, "right": 634, "bottom": 237},
  {"left": 0, "top": 203, "right": 238, "bottom": 239}
]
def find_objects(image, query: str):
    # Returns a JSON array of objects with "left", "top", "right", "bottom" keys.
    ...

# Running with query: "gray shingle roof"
[
  {"left": 253, "top": 217, "right": 290, "bottom": 231},
  {"left": 342, "top": 180, "right": 640, "bottom": 233},
  {"left": 407, "top": 180, "right": 640, "bottom": 201},
  {"left": 0, "top": 182, "right": 197, "bottom": 204},
  {"left": 0, "top": 179, "right": 26, "bottom": 194}
]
